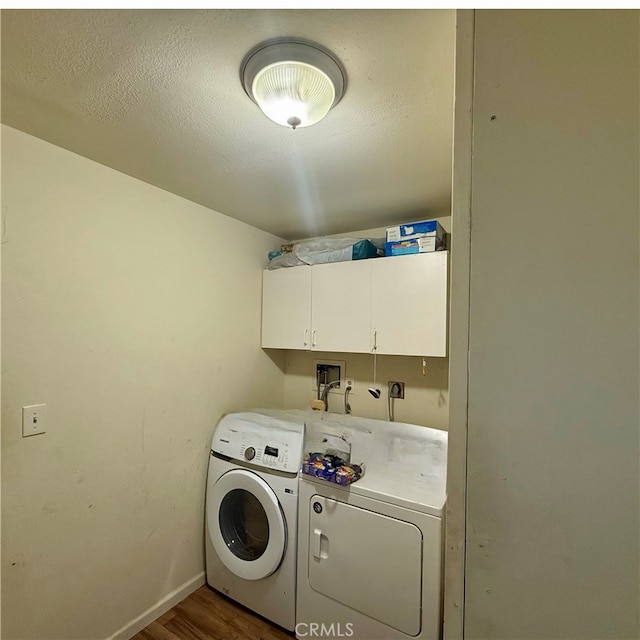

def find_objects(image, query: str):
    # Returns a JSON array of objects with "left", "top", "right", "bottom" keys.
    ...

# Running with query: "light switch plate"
[{"left": 22, "top": 404, "right": 46, "bottom": 437}]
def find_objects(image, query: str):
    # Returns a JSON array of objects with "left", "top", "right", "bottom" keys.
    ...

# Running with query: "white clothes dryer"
[
  {"left": 205, "top": 410, "right": 305, "bottom": 631},
  {"left": 296, "top": 414, "right": 448, "bottom": 640}
]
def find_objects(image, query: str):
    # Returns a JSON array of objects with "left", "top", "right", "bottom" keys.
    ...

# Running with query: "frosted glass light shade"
[
  {"left": 241, "top": 39, "right": 346, "bottom": 130},
  {"left": 252, "top": 61, "right": 335, "bottom": 129}
]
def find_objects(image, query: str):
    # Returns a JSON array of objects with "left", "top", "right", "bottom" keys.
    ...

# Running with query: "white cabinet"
[
  {"left": 371, "top": 251, "right": 448, "bottom": 357},
  {"left": 261, "top": 265, "right": 311, "bottom": 349},
  {"left": 261, "top": 261, "right": 371, "bottom": 353},
  {"left": 261, "top": 251, "right": 448, "bottom": 356},
  {"left": 311, "top": 260, "right": 372, "bottom": 353}
]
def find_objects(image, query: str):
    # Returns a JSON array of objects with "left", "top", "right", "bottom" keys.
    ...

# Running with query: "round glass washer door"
[{"left": 208, "top": 469, "right": 287, "bottom": 580}]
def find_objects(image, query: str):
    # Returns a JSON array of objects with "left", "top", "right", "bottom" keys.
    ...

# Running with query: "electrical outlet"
[
  {"left": 22, "top": 404, "right": 46, "bottom": 437},
  {"left": 344, "top": 378, "right": 355, "bottom": 394}
]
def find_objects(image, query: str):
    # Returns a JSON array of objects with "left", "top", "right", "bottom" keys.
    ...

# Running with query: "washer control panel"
[{"left": 212, "top": 412, "right": 304, "bottom": 474}]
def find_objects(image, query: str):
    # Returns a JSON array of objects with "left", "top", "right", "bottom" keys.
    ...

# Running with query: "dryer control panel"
[{"left": 211, "top": 412, "right": 304, "bottom": 474}]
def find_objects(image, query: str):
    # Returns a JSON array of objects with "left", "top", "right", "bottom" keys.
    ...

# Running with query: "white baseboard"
[{"left": 107, "top": 572, "right": 206, "bottom": 640}]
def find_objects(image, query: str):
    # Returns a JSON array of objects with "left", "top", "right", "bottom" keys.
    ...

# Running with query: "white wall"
[
  {"left": 443, "top": 9, "right": 474, "bottom": 638},
  {"left": 1, "top": 125, "right": 286, "bottom": 640},
  {"left": 465, "top": 10, "right": 639, "bottom": 639},
  {"left": 283, "top": 350, "right": 449, "bottom": 429}
]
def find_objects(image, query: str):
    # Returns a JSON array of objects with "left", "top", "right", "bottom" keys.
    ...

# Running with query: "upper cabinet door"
[
  {"left": 261, "top": 266, "right": 312, "bottom": 349},
  {"left": 371, "top": 252, "right": 448, "bottom": 356},
  {"left": 311, "top": 260, "right": 372, "bottom": 353}
]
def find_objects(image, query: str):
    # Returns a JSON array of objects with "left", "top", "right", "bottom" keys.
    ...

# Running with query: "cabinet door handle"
[
  {"left": 372, "top": 329, "right": 378, "bottom": 352},
  {"left": 312, "top": 330, "right": 317, "bottom": 347},
  {"left": 304, "top": 329, "right": 309, "bottom": 346}
]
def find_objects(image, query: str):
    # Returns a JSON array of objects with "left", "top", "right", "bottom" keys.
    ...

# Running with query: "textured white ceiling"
[{"left": 1, "top": 9, "right": 455, "bottom": 240}]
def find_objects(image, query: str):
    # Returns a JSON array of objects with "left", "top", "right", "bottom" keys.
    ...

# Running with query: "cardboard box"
[
  {"left": 386, "top": 219, "right": 445, "bottom": 243},
  {"left": 385, "top": 236, "right": 442, "bottom": 256}
]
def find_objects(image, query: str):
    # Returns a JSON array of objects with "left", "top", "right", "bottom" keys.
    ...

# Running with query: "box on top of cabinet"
[
  {"left": 386, "top": 219, "right": 445, "bottom": 244},
  {"left": 385, "top": 237, "right": 444, "bottom": 256}
]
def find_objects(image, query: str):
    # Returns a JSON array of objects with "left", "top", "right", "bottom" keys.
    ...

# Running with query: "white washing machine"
[
  {"left": 205, "top": 409, "right": 306, "bottom": 631},
  {"left": 296, "top": 414, "right": 448, "bottom": 640}
]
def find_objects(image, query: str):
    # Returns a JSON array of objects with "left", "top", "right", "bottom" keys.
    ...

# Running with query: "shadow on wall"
[{"left": 263, "top": 348, "right": 287, "bottom": 374}]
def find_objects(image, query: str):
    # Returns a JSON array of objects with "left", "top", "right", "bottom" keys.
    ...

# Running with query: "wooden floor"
[{"left": 132, "top": 585, "right": 294, "bottom": 640}]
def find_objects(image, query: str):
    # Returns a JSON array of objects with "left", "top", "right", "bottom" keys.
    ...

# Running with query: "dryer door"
[
  {"left": 208, "top": 469, "right": 287, "bottom": 581},
  {"left": 308, "top": 495, "right": 423, "bottom": 636}
]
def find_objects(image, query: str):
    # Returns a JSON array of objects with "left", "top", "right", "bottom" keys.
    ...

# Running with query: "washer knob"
[{"left": 244, "top": 446, "right": 256, "bottom": 461}]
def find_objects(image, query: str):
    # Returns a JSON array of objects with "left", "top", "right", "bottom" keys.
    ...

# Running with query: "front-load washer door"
[{"left": 208, "top": 469, "right": 287, "bottom": 581}]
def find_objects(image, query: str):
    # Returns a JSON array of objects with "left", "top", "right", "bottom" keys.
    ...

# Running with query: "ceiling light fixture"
[{"left": 241, "top": 38, "right": 347, "bottom": 130}]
